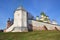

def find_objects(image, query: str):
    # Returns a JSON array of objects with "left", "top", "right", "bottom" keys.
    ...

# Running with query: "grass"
[{"left": 0, "top": 31, "right": 60, "bottom": 40}]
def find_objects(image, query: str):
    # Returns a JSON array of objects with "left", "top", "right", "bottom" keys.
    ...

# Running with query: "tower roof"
[{"left": 16, "top": 6, "right": 26, "bottom": 11}]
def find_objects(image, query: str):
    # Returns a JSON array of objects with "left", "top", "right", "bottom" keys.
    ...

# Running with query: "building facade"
[{"left": 5, "top": 6, "right": 60, "bottom": 32}]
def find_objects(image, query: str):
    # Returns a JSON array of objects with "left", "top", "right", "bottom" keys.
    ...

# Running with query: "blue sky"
[{"left": 0, "top": 0, "right": 60, "bottom": 29}]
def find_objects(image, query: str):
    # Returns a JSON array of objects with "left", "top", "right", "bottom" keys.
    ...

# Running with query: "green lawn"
[{"left": 0, "top": 31, "right": 60, "bottom": 40}]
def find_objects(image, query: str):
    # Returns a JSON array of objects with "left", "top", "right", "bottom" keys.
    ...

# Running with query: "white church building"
[{"left": 4, "top": 6, "right": 60, "bottom": 32}]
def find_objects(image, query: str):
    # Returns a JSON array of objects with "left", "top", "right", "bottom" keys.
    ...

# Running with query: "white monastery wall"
[{"left": 28, "top": 20, "right": 60, "bottom": 31}]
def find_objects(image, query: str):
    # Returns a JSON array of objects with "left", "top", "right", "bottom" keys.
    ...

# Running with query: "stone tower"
[
  {"left": 13, "top": 6, "right": 28, "bottom": 32},
  {"left": 5, "top": 6, "right": 28, "bottom": 32}
]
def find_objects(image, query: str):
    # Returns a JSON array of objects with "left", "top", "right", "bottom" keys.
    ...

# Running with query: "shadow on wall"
[
  {"left": 39, "top": 25, "right": 48, "bottom": 30},
  {"left": 28, "top": 24, "right": 33, "bottom": 31},
  {"left": 55, "top": 27, "right": 59, "bottom": 31},
  {"left": 28, "top": 24, "right": 48, "bottom": 31},
  {"left": 43, "top": 25, "right": 59, "bottom": 31},
  {"left": 43, "top": 25, "right": 48, "bottom": 30},
  {"left": 28, "top": 24, "right": 59, "bottom": 31}
]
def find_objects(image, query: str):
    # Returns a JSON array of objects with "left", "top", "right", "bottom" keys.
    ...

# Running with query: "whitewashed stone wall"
[{"left": 28, "top": 20, "right": 60, "bottom": 31}]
